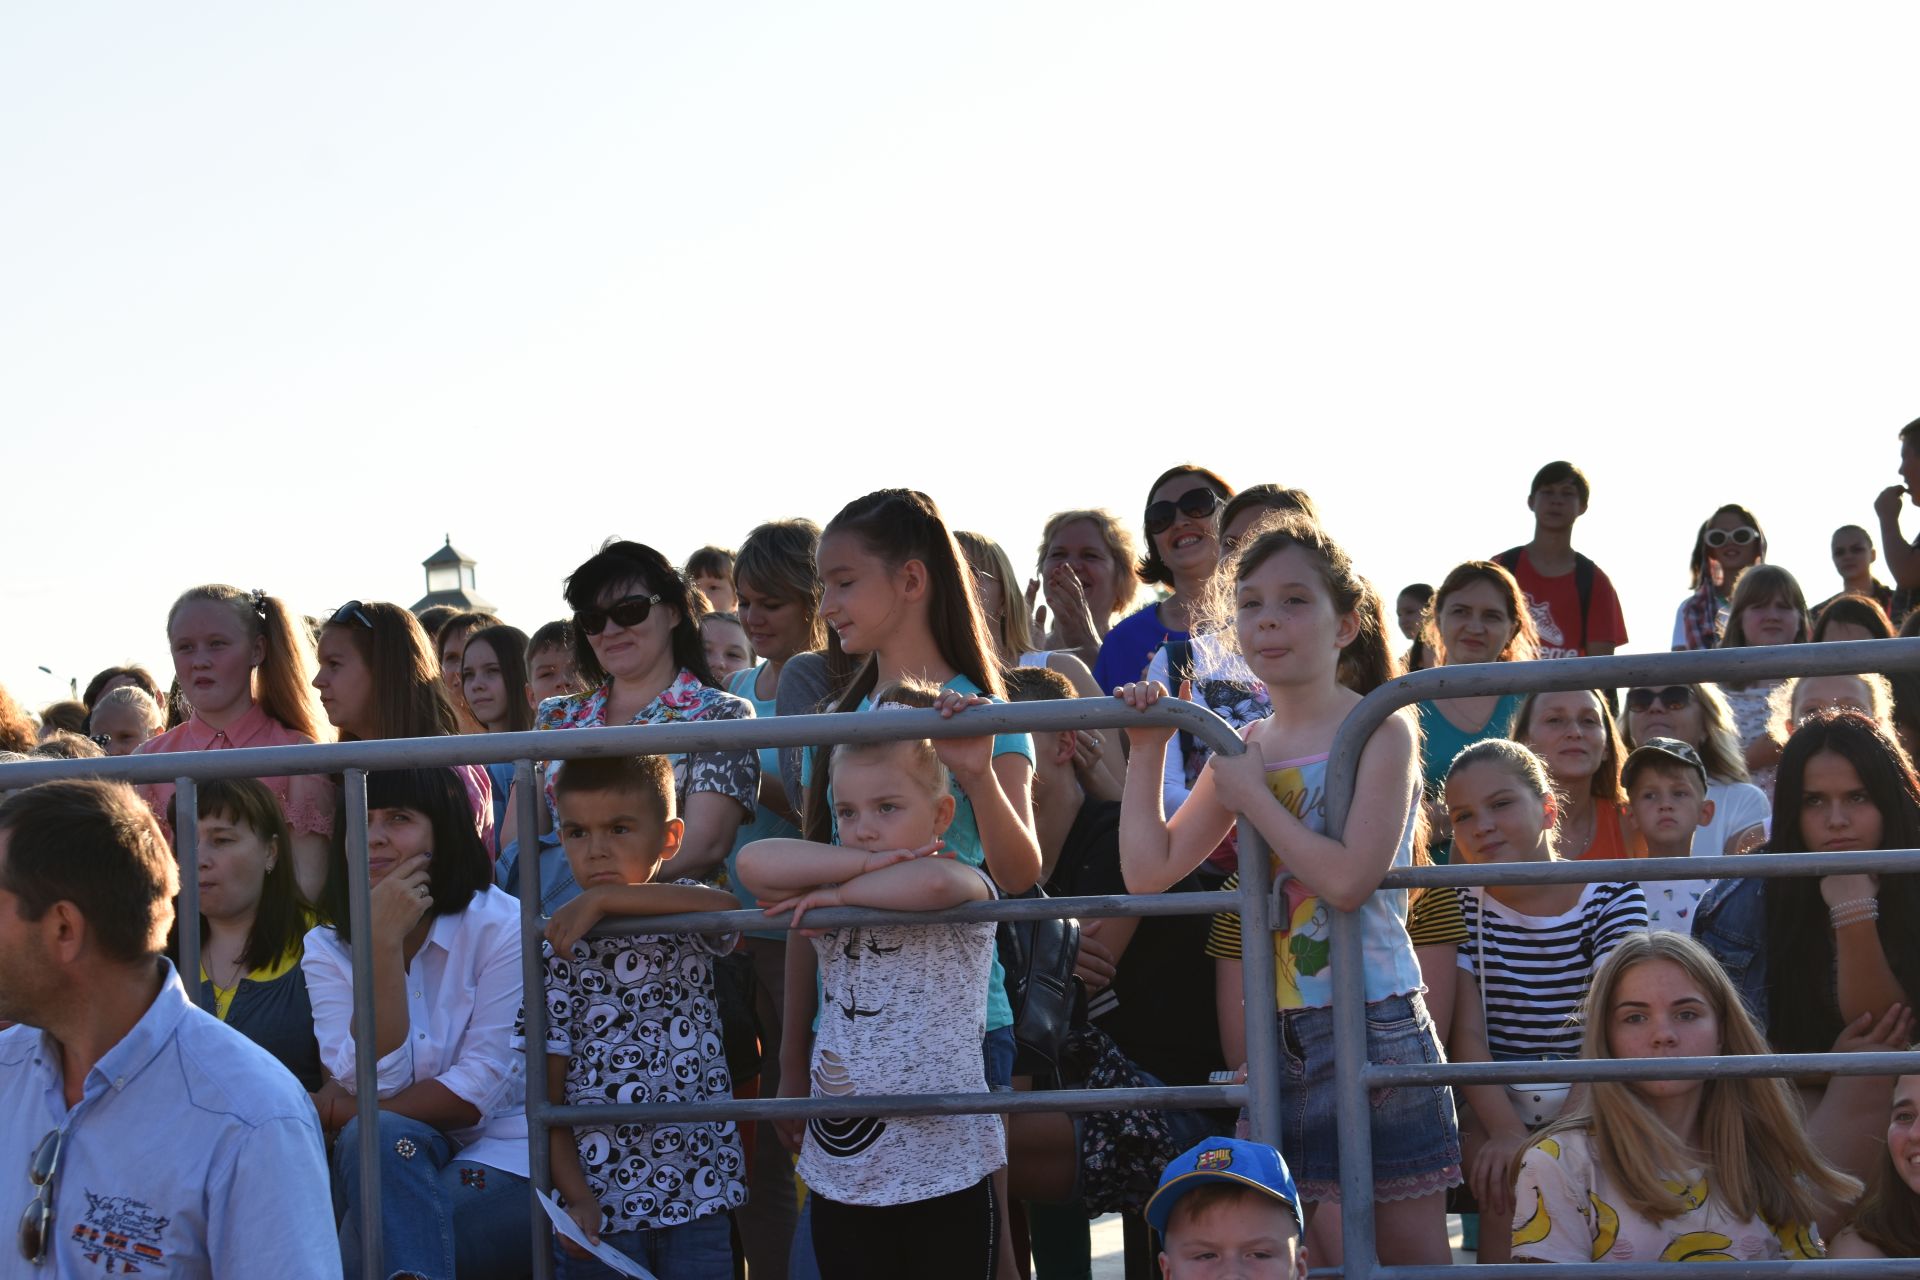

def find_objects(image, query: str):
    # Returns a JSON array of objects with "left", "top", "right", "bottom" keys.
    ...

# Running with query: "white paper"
[{"left": 538, "top": 1189, "right": 660, "bottom": 1279}]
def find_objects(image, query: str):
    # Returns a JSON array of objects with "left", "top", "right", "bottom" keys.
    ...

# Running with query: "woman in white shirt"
[{"left": 305, "top": 766, "right": 529, "bottom": 1280}]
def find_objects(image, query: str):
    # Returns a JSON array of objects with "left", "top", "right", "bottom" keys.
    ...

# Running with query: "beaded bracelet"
[{"left": 1830, "top": 900, "right": 1880, "bottom": 929}]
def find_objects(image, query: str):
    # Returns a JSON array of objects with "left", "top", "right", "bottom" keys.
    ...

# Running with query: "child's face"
[
  {"left": 1888, "top": 1075, "right": 1920, "bottom": 1195},
  {"left": 1610, "top": 958, "right": 1718, "bottom": 1104},
  {"left": 1737, "top": 596, "right": 1800, "bottom": 647},
  {"left": 1159, "top": 1197, "right": 1304, "bottom": 1279},
  {"left": 831, "top": 749, "right": 953, "bottom": 852},
  {"left": 313, "top": 627, "right": 376, "bottom": 737},
  {"left": 1232, "top": 546, "right": 1353, "bottom": 690},
  {"left": 1625, "top": 767, "right": 1711, "bottom": 851},
  {"left": 1528, "top": 479, "right": 1585, "bottom": 530},
  {"left": 701, "top": 617, "right": 755, "bottom": 681},
  {"left": 1394, "top": 592, "right": 1426, "bottom": 643},
  {"left": 692, "top": 573, "right": 737, "bottom": 614},
  {"left": 89, "top": 701, "right": 159, "bottom": 756},
  {"left": 1798, "top": 750, "right": 1885, "bottom": 854},
  {"left": 526, "top": 645, "right": 582, "bottom": 708},
  {"left": 460, "top": 637, "right": 512, "bottom": 731},
  {"left": 557, "top": 788, "right": 682, "bottom": 889},
  {"left": 817, "top": 532, "right": 914, "bottom": 658},
  {"left": 170, "top": 599, "right": 263, "bottom": 719},
  {"left": 439, "top": 626, "right": 473, "bottom": 697},
  {"left": 1446, "top": 760, "right": 1554, "bottom": 864},
  {"left": 1791, "top": 675, "right": 1873, "bottom": 727},
  {"left": 1706, "top": 511, "right": 1762, "bottom": 575}
]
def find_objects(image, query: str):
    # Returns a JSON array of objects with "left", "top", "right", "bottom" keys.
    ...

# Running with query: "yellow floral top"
[{"left": 1512, "top": 1129, "right": 1822, "bottom": 1264}]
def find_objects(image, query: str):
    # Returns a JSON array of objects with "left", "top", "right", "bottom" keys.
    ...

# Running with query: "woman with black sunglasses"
[
  {"left": 526, "top": 540, "right": 757, "bottom": 883},
  {"left": 1672, "top": 504, "right": 1767, "bottom": 650},
  {"left": 1090, "top": 465, "right": 1235, "bottom": 697},
  {"left": 1621, "top": 680, "right": 1770, "bottom": 856}
]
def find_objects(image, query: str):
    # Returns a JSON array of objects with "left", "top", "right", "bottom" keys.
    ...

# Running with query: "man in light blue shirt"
[{"left": 0, "top": 779, "right": 338, "bottom": 1278}]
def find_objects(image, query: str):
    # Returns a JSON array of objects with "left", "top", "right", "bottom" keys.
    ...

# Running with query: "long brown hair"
[
  {"left": 1514, "top": 688, "right": 1627, "bottom": 804},
  {"left": 1431, "top": 560, "right": 1539, "bottom": 664},
  {"left": 1526, "top": 931, "right": 1859, "bottom": 1226},
  {"left": 1846, "top": 1062, "right": 1920, "bottom": 1257},
  {"left": 803, "top": 489, "right": 1002, "bottom": 841},
  {"left": 322, "top": 602, "right": 457, "bottom": 741},
  {"left": 168, "top": 586, "right": 326, "bottom": 741}
]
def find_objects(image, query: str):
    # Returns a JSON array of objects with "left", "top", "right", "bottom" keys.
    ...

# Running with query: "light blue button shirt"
[{"left": 0, "top": 960, "right": 339, "bottom": 1279}]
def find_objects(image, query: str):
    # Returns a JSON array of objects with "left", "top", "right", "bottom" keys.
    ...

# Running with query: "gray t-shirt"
[{"left": 797, "top": 866, "right": 1006, "bottom": 1206}]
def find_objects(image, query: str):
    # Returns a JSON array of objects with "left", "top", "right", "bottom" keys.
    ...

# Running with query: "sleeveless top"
[{"left": 726, "top": 664, "right": 803, "bottom": 939}]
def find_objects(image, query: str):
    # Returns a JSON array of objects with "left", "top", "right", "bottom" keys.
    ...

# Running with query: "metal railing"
[
  {"left": 1323, "top": 638, "right": 1920, "bottom": 1279},
  {"left": 6, "top": 638, "right": 1918, "bottom": 1276},
  {"left": 0, "top": 696, "right": 1276, "bottom": 1279}
]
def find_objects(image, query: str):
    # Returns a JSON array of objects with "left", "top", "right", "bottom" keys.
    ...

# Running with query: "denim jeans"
[
  {"left": 554, "top": 1210, "right": 733, "bottom": 1280},
  {"left": 333, "top": 1111, "right": 533, "bottom": 1280}
]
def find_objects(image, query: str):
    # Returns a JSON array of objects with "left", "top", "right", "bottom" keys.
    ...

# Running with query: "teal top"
[
  {"left": 726, "top": 664, "right": 803, "bottom": 940},
  {"left": 1416, "top": 693, "right": 1524, "bottom": 796}
]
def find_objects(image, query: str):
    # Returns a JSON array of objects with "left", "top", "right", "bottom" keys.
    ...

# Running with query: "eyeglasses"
[
  {"left": 1626, "top": 686, "right": 1694, "bottom": 713},
  {"left": 1144, "top": 487, "right": 1220, "bottom": 539},
  {"left": 18, "top": 1127, "right": 63, "bottom": 1264},
  {"left": 328, "top": 600, "right": 374, "bottom": 629},
  {"left": 1703, "top": 526, "right": 1759, "bottom": 549},
  {"left": 574, "top": 593, "right": 664, "bottom": 637}
]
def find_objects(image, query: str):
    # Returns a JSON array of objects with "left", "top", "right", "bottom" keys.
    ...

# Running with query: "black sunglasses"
[
  {"left": 328, "top": 600, "right": 374, "bottom": 629},
  {"left": 1144, "top": 487, "right": 1220, "bottom": 538},
  {"left": 18, "top": 1127, "right": 62, "bottom": 1264},
  {"left": 575, "top": 593, "right": 664, "bottom": 637},
  {"left": 1626, "top": 686, "right": 1694, "bottom": 713}
]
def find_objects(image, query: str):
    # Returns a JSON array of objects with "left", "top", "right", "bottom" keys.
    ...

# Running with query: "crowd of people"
[{"left": 5, "top": 422, "right": 1920, "bottom": 1276}]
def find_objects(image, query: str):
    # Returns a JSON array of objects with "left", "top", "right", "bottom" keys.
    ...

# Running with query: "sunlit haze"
[{"left": 6, "top": 4, "right": 1918, "bottom": 707}]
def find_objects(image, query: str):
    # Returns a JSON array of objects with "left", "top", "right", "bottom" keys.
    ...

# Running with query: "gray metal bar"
[
  {"left": 0, "top": 699, "right": 1245, "bottom": 787},
  {"left": 588, "top": 889, "right": 1241, "bottom": 938},
  {"left": 1383, "top": 847, "right": 1920, "bottom": 888},
  {"left": 173, "top": 776, "right": 208, "bottom": 1013},
  {"left": 1235, "top": 821, "right": 1282, "bottom": 1146},
  {"left": 1368, "top": 1049, "right": 1919, "bottom": 1088},
  {"left": 343, "top": 769, "right": 382, "bottom": 1276},
  {"left": 513, "top": 759, "right": 554, "bottom": 1280},
  {"left": 1378, "top": 1264, "right": 1918, "bottom": 1278},
  {"left": 545, "top": 1082, "right": 1245, "bottom": 1127},
  {"left": 1329, "top": 897, "right": 1377, "bottom": 1277}
]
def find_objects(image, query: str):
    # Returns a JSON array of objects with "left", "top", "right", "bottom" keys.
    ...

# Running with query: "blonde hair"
[
  {"left": 167, "top": 586, "right": 326, "bottom": 742},
  {"left": 1623, "top": 683, "right": 1750, "bottom": 785},
  {"left": 1767, "top": 672, "right": 1895, "bottom": 745},
  {"left": 955, "top": 531, "right": 1033, "bottom": 659},
  {"left": 1035, "top": 508, "right": 1140, "bottom": 623},
  {"left": 827, "top": 678, "right": 950, "bottom": 799},
  {"left": 91, "top": 684, "right": 163, "bottom": 730},
  {"left": 1526, "top": 932, "right": 1859, "bottom": 1226}
]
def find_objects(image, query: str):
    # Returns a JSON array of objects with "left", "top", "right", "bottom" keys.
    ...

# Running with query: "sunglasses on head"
[
  {"left": 1703, "top": 526, "right": 1759, "bottom": 549},
  {"left": 1144, "top": 486, "right": 1220, "bottom": 538},
  {"left": 1627, "top": 686, "right": 1694, "bottom": 713},
  {"left": 18, "top": 1127, "right": 63, "bottom": 1263},
  {"left": 575, "top": 593, "right": 664, "bottom": 637},
  {"left": 328, "top": 600, "right": 374, "bottom": 629}
]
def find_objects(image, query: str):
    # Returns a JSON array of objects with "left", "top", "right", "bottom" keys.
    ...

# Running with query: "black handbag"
[{"left": 996, "top": 885, "right": 1084, "bottom": 1080}]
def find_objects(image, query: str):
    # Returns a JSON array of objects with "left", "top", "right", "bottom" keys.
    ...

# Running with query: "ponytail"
[{"left": 167, "top": 585, "right": 326, "bottom": 742}]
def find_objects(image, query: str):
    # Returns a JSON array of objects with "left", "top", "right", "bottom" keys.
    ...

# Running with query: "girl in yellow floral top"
[{"left": 1512, "top": 932, "right": 1863, "bottom": 1264}]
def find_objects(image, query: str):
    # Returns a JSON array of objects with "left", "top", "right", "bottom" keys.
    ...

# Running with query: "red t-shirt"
[{"left": 1504, "top": 547, "right": 1629, "bottom": 659}]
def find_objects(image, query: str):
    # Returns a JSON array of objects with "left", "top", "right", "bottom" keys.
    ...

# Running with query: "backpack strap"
[
  {"left": 1162, "top": 637, "right": 1198, "bottom": 768},
  {"left": 1573, "top": 553, "right": 1597, "bottom": 653}
]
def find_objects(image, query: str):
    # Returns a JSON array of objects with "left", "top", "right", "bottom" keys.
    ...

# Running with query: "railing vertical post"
[
  {"left": 1234, "top": 819, "right": 1281, "bottom": 1146},
  {"left": 173, "top": 776, "right": 209, "bottom": 1012},
  {"left": 517, "top": 759, "right": 555, "bottom": 1280},
  {"left": 1329, "top": 904, "right": 1377, "bottom": 1277},
  {"left": 344, "top": 767, "right": 384, "bottom": 1276}
]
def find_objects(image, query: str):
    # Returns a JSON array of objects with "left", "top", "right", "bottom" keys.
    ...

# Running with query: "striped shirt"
[{"left": 1457, "top": 881, "right": 1648, "bottom": 1059}]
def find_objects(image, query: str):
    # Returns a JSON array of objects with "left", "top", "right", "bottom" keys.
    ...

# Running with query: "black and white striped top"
[{"left": 1456, "top": 882, "right": 1649, "bottom": 1059}]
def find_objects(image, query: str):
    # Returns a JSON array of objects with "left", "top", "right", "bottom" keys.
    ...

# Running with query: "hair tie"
[{"left": 249, "top": 588, "right": 268, "bottom": 617}]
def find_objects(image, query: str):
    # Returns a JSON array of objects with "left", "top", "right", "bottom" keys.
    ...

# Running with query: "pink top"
[{"left": 134, "top": 703, "right": 336, "bottom": 840}]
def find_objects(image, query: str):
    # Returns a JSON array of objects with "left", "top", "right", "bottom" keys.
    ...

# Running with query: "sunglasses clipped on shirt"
[
  {"left": 574, "top": 593, "right": 664, "bottom": 637},
  {"left": 18, "top": 1127, "right": 63, "bottom": 1264},
  {"left": 1144, "top": 486, "right": 1221, "bottom": 539},
  {"left": 1703, "top": 526, "right": 1760, "bottom": 549},
  {"left": 1626, "top": 685, "right": 1694, "bottom": 714}
]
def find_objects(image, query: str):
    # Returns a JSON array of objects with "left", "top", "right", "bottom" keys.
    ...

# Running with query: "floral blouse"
[{"left": 534, "top": 669, "right": 758, "bottom": 829}]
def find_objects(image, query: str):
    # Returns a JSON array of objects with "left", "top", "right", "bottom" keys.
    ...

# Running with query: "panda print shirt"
[
  {"left": 797, "top": 865, "right": 1006, "bottom": 1208},
  {"left": 518, "top": 895, "right": 748, "bottom": 1233}
]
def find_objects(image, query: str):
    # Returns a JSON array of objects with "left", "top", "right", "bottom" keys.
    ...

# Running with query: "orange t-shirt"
[{"left": 1574, "top": 803, "right": 1646, "bottom": 861}]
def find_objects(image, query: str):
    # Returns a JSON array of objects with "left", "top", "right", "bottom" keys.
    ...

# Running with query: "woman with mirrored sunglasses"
[
  {"left": 1672, "top": 504, "right": 1768, "bottom": 651},
  {"left": 1621, "top": 681, "right": 1770, "bottom": 856},
  {"left": 524, "top": 540, "right": 758, "bottom": 885},
  {"left": 1089, "top": 464, "right": 1234, "bottom": 698}
]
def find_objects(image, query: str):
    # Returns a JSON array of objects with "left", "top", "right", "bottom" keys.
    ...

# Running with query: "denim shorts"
[
  {"left": 983, "top": 1025, "right": 1016, "bottom": 1093},
  {"left": 1275, "top": 990, "right": 1460, "bottom": 1204}
]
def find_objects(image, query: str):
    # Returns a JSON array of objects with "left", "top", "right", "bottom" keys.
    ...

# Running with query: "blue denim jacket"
[
  {"left": 495, "top": 829, "right": 582, "bottom": 915},
  {"left": 1691, "top": 876, "right": 1768, "bottom": 1028}
]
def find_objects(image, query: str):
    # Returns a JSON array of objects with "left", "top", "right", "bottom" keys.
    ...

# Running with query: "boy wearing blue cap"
[{"left": 1145, "top": 1138, "right": 1308, "bottom": 1279}]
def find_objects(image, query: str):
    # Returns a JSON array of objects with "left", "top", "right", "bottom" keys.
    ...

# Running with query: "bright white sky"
[{"left": 5, "top": 4, "right": 1919, "bottom": 708}]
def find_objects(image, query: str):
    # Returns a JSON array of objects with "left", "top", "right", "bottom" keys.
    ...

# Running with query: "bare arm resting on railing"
[
  {"left": 738, "top": 838, "right": 989, "bottom": 929},
  {"left": 542, "top": 879, "right": 740, "bottom": 953}
]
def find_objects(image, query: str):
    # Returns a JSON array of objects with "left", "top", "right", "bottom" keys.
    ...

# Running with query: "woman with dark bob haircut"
[
  {"left": 303, "top": 766, "right": 530, "bottom": 1278},
  {"left": 1090, "top": 464, "right": 1234, "bottom": 695},
  {"left": 522, "top": 539, "right": 757, "bottom": 883}
]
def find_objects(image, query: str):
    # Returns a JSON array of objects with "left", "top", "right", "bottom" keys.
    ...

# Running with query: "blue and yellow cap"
[{"left": 1144, "top": 1138, "right": 1302, "bottom": 1237}]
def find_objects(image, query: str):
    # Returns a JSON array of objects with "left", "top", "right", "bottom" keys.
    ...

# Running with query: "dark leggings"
[{"left": 811, "top": 1176, "right": 999, "bottom": 1279}]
